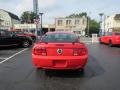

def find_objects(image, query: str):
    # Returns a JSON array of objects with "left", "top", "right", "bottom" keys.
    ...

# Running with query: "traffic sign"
[{"left": 34, "top": 19, "right": 40, "bottom": 24}]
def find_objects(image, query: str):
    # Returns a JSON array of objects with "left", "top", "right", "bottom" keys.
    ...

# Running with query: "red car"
[
  {"left": 11, "top": 31, "right": 36, "bottom": 42},
  {"left": 32, "top": 32, "right": 88, "bottom": 71},
  {"left": 99, "top": 32, "right": 120, "bottom": 47}
]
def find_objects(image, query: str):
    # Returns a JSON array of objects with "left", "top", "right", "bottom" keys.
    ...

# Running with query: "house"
[
  {"left": 0, "top": 9, "right": 20, "bottom": 30},
  {"left": 55, "top": 16, "right": 87, "bottom": 36},
  {"left": 101, "top": 14, "right": 120, "bottom": 35}
]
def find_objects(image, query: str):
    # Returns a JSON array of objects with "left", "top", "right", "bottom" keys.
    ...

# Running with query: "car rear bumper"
[
  {"left": 32, "top": 55, "right": 88, "bottom": 70},
  {"left": 114, "top": 41, "right": 120, "bottom": 45}
]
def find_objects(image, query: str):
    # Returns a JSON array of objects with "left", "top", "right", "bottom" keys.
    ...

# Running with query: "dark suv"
[
  {"left": 0, "top": 30, "right": 33, "bottom": 48},
  {"left": 11, "top": 31, "right": 36, "bottom": 42}
]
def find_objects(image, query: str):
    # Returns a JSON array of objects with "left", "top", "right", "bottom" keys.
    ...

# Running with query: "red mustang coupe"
[
  {"left": 32, "top": 32, "right": 88, "bottom": 71},
  {"left": 99, "top": 32, "right": 120, "bottom": 47}
]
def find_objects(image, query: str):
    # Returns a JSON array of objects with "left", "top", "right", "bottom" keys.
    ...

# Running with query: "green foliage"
[
  {"left": 66, "top": 12, "right": 100, "bottom": 34},
  {"left": 89, "top": 19, "right": 100, "bottom": 34},
  {"left": 66, "top": 12, "right": 87, "bottom": 18},
  {"left": 21, "top": 11, "right": 37, "bottom": 23}
]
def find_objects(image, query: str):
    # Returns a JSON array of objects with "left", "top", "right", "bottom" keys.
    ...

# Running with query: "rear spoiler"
[{"left": 35, "top": 40, "right": 48, "bottom": 44}]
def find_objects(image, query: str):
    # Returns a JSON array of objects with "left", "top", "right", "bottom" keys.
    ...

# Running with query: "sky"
[{"left": 0, "top": 0, "right": 120, "bottom": 24}]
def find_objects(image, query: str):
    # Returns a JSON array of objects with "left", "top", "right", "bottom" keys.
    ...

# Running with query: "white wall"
[
  {"left": 0, "top": 9, "right": 20, "bottom": 30},
  {"left": 0, "top": 9, "right": 11, "bottom": 29},
  {"left": 102, "top": 14, "right": 120, "bottom": 33},
  {"left": 55, "top": 17, "right": 87, "bottom": 35}
]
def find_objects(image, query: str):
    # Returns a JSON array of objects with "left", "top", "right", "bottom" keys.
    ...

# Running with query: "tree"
[
  {"left": 66, "top": 12, "right": 87, "bottom": 18},
  {"left": 66, "top": 12, "right": 100, "bottom": 35},
  {"left": 21, "top": 11, "right": 37, "bottom": 23},
  {"left": 89, "top": 19, "right": 100, "bottom": 35}
]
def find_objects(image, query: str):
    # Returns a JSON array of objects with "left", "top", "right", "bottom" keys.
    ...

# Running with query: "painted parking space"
[
  {"left": 0, "top": 59, "right": 5, "bottom": 62},
  {"left": 0, "top": 48, "right": 28, "bottom": 64},
  {"left": 0, "top": 42, "right": 120, "bottom": 90}
]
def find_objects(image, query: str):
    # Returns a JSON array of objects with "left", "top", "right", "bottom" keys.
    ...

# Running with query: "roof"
[
  {"left": 7, "top": 12, "right": 20, "bottom": 20},
  {"left": 0, "top": 9, "right": 20, "bottom": 20},
  {"left": 114, "top": 14, "right": 120, "bottom": 20},
  {"left": 0, "top": 19, "right": 3, "bottom": 21}
]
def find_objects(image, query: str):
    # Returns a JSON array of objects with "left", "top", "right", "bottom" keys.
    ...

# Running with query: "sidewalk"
[{"left": 80, "top": 37, "right": 99, "bottom": 43}]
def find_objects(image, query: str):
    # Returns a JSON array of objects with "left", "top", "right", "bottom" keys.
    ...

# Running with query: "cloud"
[
  {"left": 1, "top": 0, "right": 119, "bottom": 24},
  {"left": 16, "top": 0, "right": 33, "bottom": 15},
  {"left": 0, "top": 0, "right": 11, "bottom": 2},
  {"left": 14, "top": 0, "right": 85, "bottom": 23},
  {"left": 38, "top": 0, "right": 57, "bottom": 8},
  {"left": 15, "top": 0, "right": 57, "bottom": 16}
]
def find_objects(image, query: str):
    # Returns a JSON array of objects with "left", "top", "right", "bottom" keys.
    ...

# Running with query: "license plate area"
[{"left": 53, "top": 60, "right": 67, "bottom": 67}]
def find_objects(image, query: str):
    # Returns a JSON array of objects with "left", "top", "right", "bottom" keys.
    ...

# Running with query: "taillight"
[
  {"left": 115, "top": 36, "right": 120, "bottom": 40},
  {"left": 73, "top": 48, "right": 87, "bottom": 56},
  {"left": 33, "top": 48, "right": 47, "bottom": 56}
]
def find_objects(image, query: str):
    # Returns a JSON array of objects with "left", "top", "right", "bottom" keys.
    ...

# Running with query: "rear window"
[
  {"left": 115, "top": 33, "right": 120, "bottom": 35},
  {"left": 15, "top": 31, "right": 24, "bottom": 34},
  {"left": 41, "top": 33, "right": 78, "bottom": 42}
]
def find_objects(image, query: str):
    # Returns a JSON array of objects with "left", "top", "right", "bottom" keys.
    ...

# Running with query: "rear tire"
[
  {"left": 80, "top": 68, "right": 84, "bottom": 73},
  {"left": 75, "top": 68, "right": 84, "bottom": 73},
  {"left": 99, "top": 38, "right": 102, "bottom": 44},
  {"left": 22, "top": 40, "right": 30, "bottom": 48},
  {"left": 36, "top": 68, "right": 42, "bottom": 70},
  {"left": 108, "top": 40, "right": 113, "bottom": 47}
]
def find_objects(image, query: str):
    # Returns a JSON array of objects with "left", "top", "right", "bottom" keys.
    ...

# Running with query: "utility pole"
[
  {"left": 103, "top": 15, "right": 106, "bottom": 35},
  {"left": 33, "top": 0, "right": 38, "bottom": 14},
  {"left": 99, "top": 13, "right": 104, "bottom": 36},
  {"left": 87, "top": 16, "right": 90, "bottom": 36},
  {"left": 39, "top": 13, "right": 43, "bottom": 36},
  {"left": 33, "top": 0, "right": 39, "bottom": 39},
  {"left": 34, "top": 16, "right": 39, "bottom": 39}
]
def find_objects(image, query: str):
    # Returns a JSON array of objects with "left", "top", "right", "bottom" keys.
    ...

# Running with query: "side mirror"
[{"left": 11, "top": 34, "right": 17, "bottom": 37}]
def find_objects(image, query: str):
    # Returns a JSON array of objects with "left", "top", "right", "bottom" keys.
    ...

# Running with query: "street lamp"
[
  {"left": 39, "top": 13, "right": 44, "bottom": 36},
  {"left": 99, "top": 13, "right": 106, "bottom": 36}
]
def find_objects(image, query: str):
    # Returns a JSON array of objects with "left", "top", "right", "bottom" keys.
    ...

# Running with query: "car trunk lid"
[{"left": 34, "top": 42, "right": 87, "bottom": 56}]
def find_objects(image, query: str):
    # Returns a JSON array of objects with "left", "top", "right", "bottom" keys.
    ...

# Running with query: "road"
[{"left": 0, "top": 40, "right": 120, "bottom": 90}]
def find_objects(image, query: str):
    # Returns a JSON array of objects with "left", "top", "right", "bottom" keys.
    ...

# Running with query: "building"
[
  {"left": 14, "top": 24, "right": 55, "bottom": 34},
  {"left": 33, "top": 0, "right": 38, "bottom": 14},
  {"left": 101, "top": 14, "right": 120, "bottom": 34},
  {"left": 0, "top": 9, "right": 20, "bottom": 30},
  {"left": 55, "top": 16, "right": 87, "bottom": 36},
  {"left": 14, "top": 24, "right": 36, "bottom": 32},
  {"left": 0, "top": 19, "right": 3, "bottom": 28}
]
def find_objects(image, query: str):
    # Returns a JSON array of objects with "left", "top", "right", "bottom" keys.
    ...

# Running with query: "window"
[
  {"left": 82, "top": 19, "right": 85, "bottom": 25},
  {"left": 0, "top": 15, "right": 3, "bottom": 19},
  {"left": 57, "top": 20, "right": 63, "bottom": 26},
  {"left": 66, "top": 20, "right": 71, "bottom": 25},
  {"left": 115, "top": 33, "right": 120, "bottom": 35},
  {"left": 75, "top": 20, "right": 80, "bottom": 25},
  {"left": 106, "top": 32, "right": 112, "bottom": 36},
  {"left": 0, "top": 31, "right": 6, "bottom": 37},
  {"left": 56, "top": 29, "right": 64, "bottom": 31},
  {"left": 41, "top": 33, "right": 77, "bottom": 42},
  {"left": 107, "top": 23, "right": 109, "bottom": 26}
]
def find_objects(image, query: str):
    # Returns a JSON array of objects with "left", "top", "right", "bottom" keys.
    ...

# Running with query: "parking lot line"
[
  {"left": 81, "top": 41, "right": 92, "bottom": 43},
  {"left": 0, "top": 48, "right": 28, "bottom": 64},
  {"left": 81, "top": 41, "right": 99, "bottom": 43},
  {"left": 0, "top": 58, "right": 7, "bottom": 60}
]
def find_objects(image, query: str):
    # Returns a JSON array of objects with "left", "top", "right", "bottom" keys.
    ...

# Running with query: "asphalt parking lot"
[
  {"left": 0, "top": 38, "right": 120, "bottom": 90},
  {"left": 0, "top": 47, "right": 28, "bottom": 64}
]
